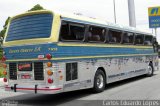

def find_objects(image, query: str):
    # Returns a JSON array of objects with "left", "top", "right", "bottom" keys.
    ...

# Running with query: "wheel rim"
[
  {"left": 148, "top": 65, "right": 152, "bottom": 75},
  {"left": 96, "top": 74, "right": 104, "bottom": 89}
]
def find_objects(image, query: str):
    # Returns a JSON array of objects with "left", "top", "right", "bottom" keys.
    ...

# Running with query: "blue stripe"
[{"left": 3, "top": 43, "right": 155, "bottom": 61}]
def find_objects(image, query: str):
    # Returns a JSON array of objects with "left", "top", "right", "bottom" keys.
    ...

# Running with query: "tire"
[
  {"left": 146, "top": 63, "right": 154, "bottom": 77},
  {"left": 93, "top": 69, "right": 106, "bottom": 93}
]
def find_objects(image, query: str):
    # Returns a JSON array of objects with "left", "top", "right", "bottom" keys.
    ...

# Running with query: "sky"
[{"left": 0, "top": 0, "right": 160, "bottom": 42}]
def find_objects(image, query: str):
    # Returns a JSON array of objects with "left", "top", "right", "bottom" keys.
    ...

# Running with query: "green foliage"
[
  {"left": 0, "top": 67, "right": 4, "bottom": 78},
  {"left": 28, "top": 4, "right": 44, "bottom": 11},
  {"left": 0, "top": 72, "right": 1, "bottom": 78},
  {"left": 0, "top": 49, "right": 2, "bottom": 59},
  {"left": 0, "top": 27, "right": 7, "bottom": 38},
  {"left": 0, "top": 71, "right": 2, "bottom": 78},
  {"left": 3, "top": 17, "right": 10, "bottom": 28},
  {"left": 0, "top": 17, "right": 10, "bottom": 38}
]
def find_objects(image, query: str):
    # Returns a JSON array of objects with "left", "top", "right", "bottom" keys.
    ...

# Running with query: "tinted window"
[
  {"left": 108, "top": 29, "right": 122, "bottom": 43},
  {"left": 60, "top": 21, "right": 85, "bottom": 41},
  {"left": 144, "top": 35, "right": 153, "bottom": 46},
  {"left": 6, "top": 13, "right": 53, "bottom": 41},
  {"left": 87, "top": 26, "right": 105, "bottom": 42},
  {"left": 123, "top": 32, "right": 134, "bottom": 44},
  {"left": 135, "top": 34, "right": 144, "bottom": 45}
]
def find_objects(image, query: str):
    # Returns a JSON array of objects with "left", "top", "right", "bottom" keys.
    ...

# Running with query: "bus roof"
[
  {"left": 55, "top": 11, "right": 152, "bottom": 36},
  {"left": 10, "top": 10, "right": 153, "bottom": 36}
]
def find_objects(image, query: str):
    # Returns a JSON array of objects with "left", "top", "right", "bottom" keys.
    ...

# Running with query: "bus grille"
[
  {"left": 9, "top": 63, "right": 17, "bottom": 80},
  {"left": 8, "top": 62, "right": 44, "bottom": 80},
  {"left": 34, "top": 62, "right": 44, "bottom": 80}
]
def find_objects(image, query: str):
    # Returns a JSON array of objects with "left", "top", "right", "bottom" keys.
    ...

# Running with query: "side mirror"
[{"left": 153, "top": 38, "right": 158, "bottom": 53}]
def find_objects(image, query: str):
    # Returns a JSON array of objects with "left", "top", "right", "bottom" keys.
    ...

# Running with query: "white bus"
[{"left": 2, "top": 10, "right": 159, "bottom": 94}]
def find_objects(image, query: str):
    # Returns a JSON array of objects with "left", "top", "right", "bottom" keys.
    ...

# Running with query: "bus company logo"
[
  {"left": 149, "top": 7, "right": 160, "bottom": 16},
  {"left": 151, "top": 8, "right": 159, "bottom": 15}
]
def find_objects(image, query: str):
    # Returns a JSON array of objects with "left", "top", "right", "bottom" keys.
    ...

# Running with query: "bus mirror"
[{"left": 153, "top": 38, "right": 159, "bottom": 53}]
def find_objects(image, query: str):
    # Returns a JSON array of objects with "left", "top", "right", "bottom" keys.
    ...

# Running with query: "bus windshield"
[{"left": 5, "top": 13, "right": 53, "bottom": 41}]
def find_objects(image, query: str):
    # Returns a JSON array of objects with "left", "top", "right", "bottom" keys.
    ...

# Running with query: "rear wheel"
[
  {"left": 146, "top": 63, "right": 154, "bottom": 77},
  {"left": 93, "top": 69, "right": 106, "bottom": 93}
]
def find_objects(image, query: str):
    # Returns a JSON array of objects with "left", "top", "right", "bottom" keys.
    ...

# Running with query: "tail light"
[
  {"left": 48, "top": 78, "right": 53, "bottom": 84},
  {"left": 47, "top": 62, "right": 52, "bottom": 67},
  {"left": 46, "top": 54, "right": 52, "bottom": 60},
  {"left": 3, "top": 78, "right": 7, "bottom": 82},
  {"left": 47, "top": 70, "right": 53, "bottom": 76}
]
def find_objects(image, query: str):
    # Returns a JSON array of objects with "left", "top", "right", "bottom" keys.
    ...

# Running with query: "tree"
[
  {"left": 0, "top": 17, "right": 10, "bottom": 38},
  {"left": 28, "top": 4, "right": 44, "bottom": 12}
]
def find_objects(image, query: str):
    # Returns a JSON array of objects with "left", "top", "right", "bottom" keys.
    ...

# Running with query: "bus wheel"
[
  {"left": 93, "top": 69, "right": 105, "bottom": 93},
  {"left": 146, "top": 63, "right": 154, "bottom": 77}
]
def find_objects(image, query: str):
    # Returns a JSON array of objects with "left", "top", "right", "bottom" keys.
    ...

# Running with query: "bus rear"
[{"left": 2, "top": 10, "right": 62, "bottom": 94}]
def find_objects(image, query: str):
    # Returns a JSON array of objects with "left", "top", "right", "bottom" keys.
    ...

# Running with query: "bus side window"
[
  {"left": 60, "top": 22, "right": 69, "bottom": 40},
  {"left": 135, "top": 34, "right": 144, "bottom": 45},
  {"left": 108, "top": 29, "right": 122, "bottom": 43},
  {"left": 60, "top": 21, "right": 85, "bottom": 41},
  {"left": 144, "top": 35, "right": 153, "bottom": 46},
  {"left": 123, "top": 32, "right": 134, "bottom": 44},
  {"left": 87, "top": 26, "right": 105, "bottom": 42}
]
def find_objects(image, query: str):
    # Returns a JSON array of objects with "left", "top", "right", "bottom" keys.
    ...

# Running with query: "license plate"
[
  {"left": 21, "top": 74, "right": 31, "bottom": 79},
  {"left": 18, "top": 62, "right": 32, "bottom": 71}
]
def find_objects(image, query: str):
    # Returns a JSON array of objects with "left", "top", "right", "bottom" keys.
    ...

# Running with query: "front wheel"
[
  {"left": 93, "top": 69, "right": 106, "bottom": 93},
  {"left": 146, "top": 63, "right": 154, "bottom": 77}
]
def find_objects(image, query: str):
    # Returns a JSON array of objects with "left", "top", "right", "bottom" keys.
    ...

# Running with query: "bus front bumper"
[{"left": 5, "top": 84, "right": 62, "bottom": 94}]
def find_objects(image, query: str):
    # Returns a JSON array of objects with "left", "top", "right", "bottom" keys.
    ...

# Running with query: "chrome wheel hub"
[
  {"left": 97, "top": 74, "right": 104, "bottom": 89},
  {"left": 148, "top": 66, "right": 152, "bottom": 75}
]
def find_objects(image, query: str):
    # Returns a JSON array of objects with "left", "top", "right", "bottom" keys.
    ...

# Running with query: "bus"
[{"left": 2, "top": 10, "right": 159, "bottom": 94}]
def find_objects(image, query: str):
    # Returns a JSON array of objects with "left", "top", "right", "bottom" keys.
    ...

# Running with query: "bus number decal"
[{"left": 48, "top": 48, "right": 58, "bottom": 52}]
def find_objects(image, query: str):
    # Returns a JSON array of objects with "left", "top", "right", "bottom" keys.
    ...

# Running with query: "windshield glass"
[{"left": 6, "top": 13, "right": 53, "bottom": 41}]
